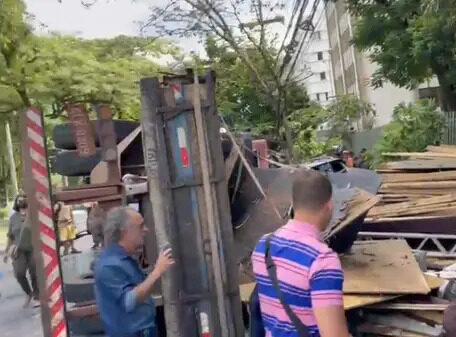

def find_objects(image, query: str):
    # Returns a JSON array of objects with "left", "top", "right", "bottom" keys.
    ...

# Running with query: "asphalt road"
[{"left": 0, "top": 220, "right": 93, "bottom": 337}]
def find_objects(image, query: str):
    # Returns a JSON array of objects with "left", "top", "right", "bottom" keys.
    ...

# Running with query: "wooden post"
[
  {"left": 193, "top": 71, "right": 229, "bottom": 337},
  {"left": 5, "top": 121, "right": 18, "bottom": 199},
  {"left": 140, "top": 78, "right": 182, "bottom": 337}
]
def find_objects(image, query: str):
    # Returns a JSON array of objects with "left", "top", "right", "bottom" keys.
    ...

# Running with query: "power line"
[{"left": 285, "top": 0, "right": 322, "bottom": 83}]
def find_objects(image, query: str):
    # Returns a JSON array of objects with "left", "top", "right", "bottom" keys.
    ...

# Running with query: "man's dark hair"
[
  {"left": 292, "top": 170, "right": 332, "bottom": 211},
  {"left": 13, "top": 194, "right": 27, "bottom": 212}
]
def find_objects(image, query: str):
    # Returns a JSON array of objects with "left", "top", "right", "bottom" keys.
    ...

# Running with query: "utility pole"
[{"left": 5, "top": 121, "right": 18, "bottom": 199}]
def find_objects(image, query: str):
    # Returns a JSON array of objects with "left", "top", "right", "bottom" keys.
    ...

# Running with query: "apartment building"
[
  {"left": 325, "top": 0, "right": 423, "bottom": 127},
  {"left": 299, "top": 0, "right": 335, "bottom": 106}
]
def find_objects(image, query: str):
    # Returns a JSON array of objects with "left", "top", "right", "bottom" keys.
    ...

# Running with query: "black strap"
[{"left": 265, "top": 234, "right": 309, "bottom": 337}]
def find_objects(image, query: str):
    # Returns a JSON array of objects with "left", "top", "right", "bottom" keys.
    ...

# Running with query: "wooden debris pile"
[
  {"left": 367, "top": 145, "right": 456, "bottom": 220},
  {"left": 342, "top": 240, "right": 448, "bottom": 337},
  {"left": 239, "top": 240, "right": 449, "bottom": 336}
]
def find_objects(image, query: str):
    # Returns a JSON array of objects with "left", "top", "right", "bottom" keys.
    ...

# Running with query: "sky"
[{"left": 24, "top": 0, "right": 204, "bottom": 55}]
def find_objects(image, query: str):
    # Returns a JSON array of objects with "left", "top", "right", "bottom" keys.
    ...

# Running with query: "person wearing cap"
[{"left": 3, "top": 195, "right": 40, "bottom": 307}]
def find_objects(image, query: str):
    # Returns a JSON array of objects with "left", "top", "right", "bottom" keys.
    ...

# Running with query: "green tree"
[
  {"left": 346, "top": 0, "right": 456, "bottom": 111},
  {"left": 197, "top": 36, "right": 310, "bottom": 145},
  {"left": 375, "top": 99, "right": 445, "bottom": 158},
  {"left": 325, "top": 95, "right": 376, "bottom": 140}
]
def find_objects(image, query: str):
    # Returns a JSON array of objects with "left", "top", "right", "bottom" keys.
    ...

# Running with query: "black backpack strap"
[{"left": 265, "top": 235, "right": 309, "bottom": 337}]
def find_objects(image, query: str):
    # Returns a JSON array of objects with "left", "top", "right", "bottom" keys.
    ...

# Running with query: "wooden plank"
[
  {"left": 343, "top": 294, "right": 399, "bottom": 310},
  {"left": 425, "top": 274, "right": 445, "bottom": 290},
  {"left": 383, "top": 152, "right": 456, "bottom": 158},
  {"left": 365, "top": 313, "right": 442, "bottom": 336},
  {"left": 224, "top": 146, "right": 240, "bottom": 181},
  {"left": 407, "top": 311, "right": 444, "bottom": 325},
  {"left": 384, "top": 159, "right": 456, "bottom": 170},
  {"left": 369, "top": 303, "right": 448, "bottom": 311},
  {"left": 427, "top": 145, "right": 456, "bottom": 154},
  {"left": 357, "top": 323, "right": 429, "bottom": 337},
  {"left": 369, "top": 194, "right": 456, "bottom": 217},
  {"left": 324, "top": 189, "right": 380, "bottom": 238},
  {"left": 341, "top": 240, "right": 431, "bottom": 294},
  {"left": 382, "top": 170, "right": 456, "bottom": 183},
  {"left": 382, "top": 181, "right": 456, "bottom": 189},
  {"left": 238, "top": 282, "right": 399, "bottom": 310}
]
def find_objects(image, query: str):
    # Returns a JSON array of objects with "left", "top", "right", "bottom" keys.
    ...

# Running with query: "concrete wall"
[{"left": 348, "top": 126, "right": 385, "bottom": 155}]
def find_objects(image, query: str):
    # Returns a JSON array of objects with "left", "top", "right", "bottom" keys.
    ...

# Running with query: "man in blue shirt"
[{"left": 95, "top": 207, "right": 174, "bottom": 337}]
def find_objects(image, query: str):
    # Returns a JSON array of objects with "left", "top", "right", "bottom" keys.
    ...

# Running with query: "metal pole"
[
  {"left": 20, "top": 108, "right": 68, "bottom": 337},
  {"left": 5, "top": 121, "right": 18, "bottom": 198}
]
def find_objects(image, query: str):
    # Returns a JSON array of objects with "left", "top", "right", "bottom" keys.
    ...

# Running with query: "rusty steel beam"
[
  {"left": 54, "top": 186, "right": 120, "bottom": 203},
  {"left": 67, "top": 104, "right": 96, "bottom": 157}
]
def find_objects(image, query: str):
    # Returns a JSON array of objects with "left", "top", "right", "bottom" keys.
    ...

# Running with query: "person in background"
[
  {"left": 252, "top": 170, "right": 350, "bottom": 337},
  {"left": 55, "top": 202, "right": 81, "bottom": 255},
  {"left": 3, "top": 195, "right": 40, "bottom": 308},
  {"left": 87, "top": 202, "right": 105, "bottom": 250},
  {"left": 95, "top": 207, "right": 174, "bottom": 337}
]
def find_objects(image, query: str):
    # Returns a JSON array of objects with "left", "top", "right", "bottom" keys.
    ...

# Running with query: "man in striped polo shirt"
[{"left": 252, "top": 170, "right": 350, "bottom": 337}]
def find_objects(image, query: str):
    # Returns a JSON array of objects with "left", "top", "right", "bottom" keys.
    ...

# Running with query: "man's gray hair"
[{"left": 104, "top": 207, "right": 131, "bottom": 244}]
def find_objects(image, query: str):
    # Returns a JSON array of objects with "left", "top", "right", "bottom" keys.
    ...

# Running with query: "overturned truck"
[{"left": 51, "top": 71, "right": 382, "bottom": 337}]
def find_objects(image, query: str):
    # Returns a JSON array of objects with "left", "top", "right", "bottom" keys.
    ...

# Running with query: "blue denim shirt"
[{"left": 94, "top": 244, "right": 156, "bottom": 337}]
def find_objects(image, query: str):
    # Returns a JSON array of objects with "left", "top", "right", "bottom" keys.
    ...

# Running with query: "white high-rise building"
[{"left": 298, "top": 1, "right": 335, "bottom": 106}]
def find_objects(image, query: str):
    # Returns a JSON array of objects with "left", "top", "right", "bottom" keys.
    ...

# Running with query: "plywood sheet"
[
  {"left": 344, "top": 294, "right": 399, "bottom": 310},
  {"left": 239, "top": 282, "right": 399, "bottom": 310},
  {"left": 341, "top": 240, "right": 431, "bottom": 295}
]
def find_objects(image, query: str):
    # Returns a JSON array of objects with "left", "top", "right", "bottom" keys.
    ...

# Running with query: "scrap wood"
[
  {"left": 382, "top": 170, "right": 456, "bottom": 183},
  {"left": 381, "top": 181, "right": 456, "bottom": 189},
  {"left": 365, "top": 313, "right": 442, "bottom": 337},
  {"left": 368, "top": 303, "right": 448, "bottom": 311},
  {"left": 324, "top": 189, "right": 380, "bottom": 239},
  {"left": 344, "top": 294, "right": 399, "bottom": 310},
  {"left": 341, "top": 240, "right": 430, "bottom": 295},
  {"left": 357, "top": 323, "right": 430, "bottom": 337},
  {"left": 238, "top": 282, "right": 400, "bottom": 311},
  {"left": 407, "top": 311, "right": 444, "bottom": 325},
  {"left": 427, "top": 145, "right": 456, "bottom": 154},
  {"left": 383, "top": 152, "right": 456, "bottom": 159},
  {"left": 364, "top": 214, "right": 452, "bottom": 224},
  {"left": 380, "top": 159, "right": 456, "bottom": 171},
  {"left": 369, "top": 194, "right": 456, "bottom": 217}
]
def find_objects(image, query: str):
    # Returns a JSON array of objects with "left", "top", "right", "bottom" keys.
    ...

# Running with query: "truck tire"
[
  {"left": 52, "top": 141, "right": 145, "bottom": 177},
  {"left": 69, "top": 315, "right": 104, "bottom": 335},
  {"left": 64, "top": 278, "right": 96, "bottom": 303},
  {"left": 52, "top": 150, "right": 102, "bottom": 176},
  {"left": 53, "top": 120, "right": 139, "bottom": 150}
]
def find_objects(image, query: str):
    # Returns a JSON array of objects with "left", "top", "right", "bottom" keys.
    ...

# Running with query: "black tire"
[
  {"left": 52, "top": 150, "right": 102, "bottom": 176},
  {"left": 52, "top": 133, "right": 145, "bottom": 177},
  {"left": 69, "top": 315, "right": 105, "bottom": 335},
  {"left": 53, "top": 120, "right": 140, "bottom": 150},
  {"left": 64, "top": 278, "right": 96, "bottom": 303}
]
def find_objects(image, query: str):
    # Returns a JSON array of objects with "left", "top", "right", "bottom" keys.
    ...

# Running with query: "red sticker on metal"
[{"left": 177, "top": 127, "right": 190, "bottom": 168}]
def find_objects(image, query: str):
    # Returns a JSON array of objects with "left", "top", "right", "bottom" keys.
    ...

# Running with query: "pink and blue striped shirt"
[{"left": 252, "top": 219, "right": 344, "bottom": 337}]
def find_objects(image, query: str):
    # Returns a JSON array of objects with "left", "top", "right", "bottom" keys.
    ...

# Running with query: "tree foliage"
[
  {"left": 201, "top": 36, "right": 309, "bottom": 138},
  {"left": 144, "top": 0, "right": 318, "bottom": 160},
  {"left": 346, "top": 0, "right": 456, "bottom": 111},
  {"left": 375, "top": 99, "right": 445, "bottom": 157}
]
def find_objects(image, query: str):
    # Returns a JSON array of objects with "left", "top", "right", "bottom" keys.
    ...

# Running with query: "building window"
[
  {"left": 316, "top": 93, "right": 321, "bottom": 101},
  {"left": 325, "top": 92, "right": 329, "bottom": 101},
  {"left": 320, "top": 72, "right": 326, "bottom": 80},
  {"left": 317, "top": 52, "right": 323, "bottom": 60}
]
